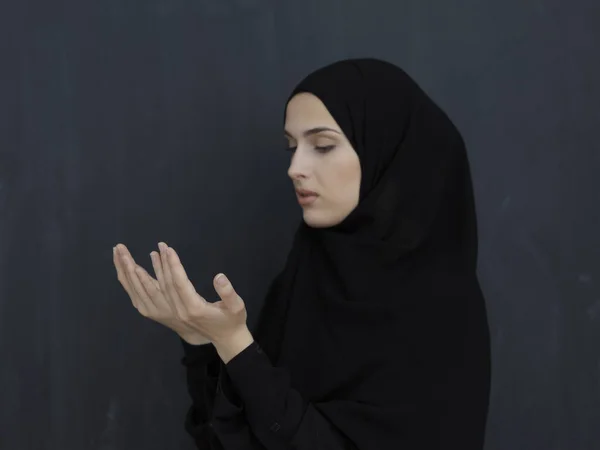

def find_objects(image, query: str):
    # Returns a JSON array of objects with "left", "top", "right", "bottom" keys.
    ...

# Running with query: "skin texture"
[
  {"left": 113, "top": 242, "right": 253, "bottom": 363},
  {"left": 285, "top": 93, "right": 362, "bottom": 228},
  {"left": 114, "top": 93, "right": 362, "bottom": 363}
]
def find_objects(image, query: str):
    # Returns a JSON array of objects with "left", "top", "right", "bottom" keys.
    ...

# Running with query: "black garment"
[
  {"left": 181, "top": 341, "right": 266, "bottom": 450},
  {"left": 182, "top": 58, "right": 491, "bottom": 450},
  {"left": 181, "top": 335, "right": 355, "bottom": 450}
]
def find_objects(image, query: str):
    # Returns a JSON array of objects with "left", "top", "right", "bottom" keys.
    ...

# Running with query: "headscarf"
[{"left": 254, "top": 58, "right": 491, "bottom": 449}]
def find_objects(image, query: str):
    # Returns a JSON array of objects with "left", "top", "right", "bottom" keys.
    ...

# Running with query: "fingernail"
[
  {"left": 216, "top": 274, "right": 228, "bottom": 286},
  {"left": 113, "top": 247, "right": 116, "bottom": 254}
]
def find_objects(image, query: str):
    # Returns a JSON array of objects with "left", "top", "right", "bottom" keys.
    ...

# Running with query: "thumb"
[{"left": 214, "top": 274, "right": 245, "bottom": 312}]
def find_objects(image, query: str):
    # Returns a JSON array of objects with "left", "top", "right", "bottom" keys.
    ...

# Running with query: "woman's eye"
[
  {"left": 285, "top": 144, "right": 334, "bottom": 153},
  {"left": 315, "top": 145, "right": 335, "bottom": 153}
]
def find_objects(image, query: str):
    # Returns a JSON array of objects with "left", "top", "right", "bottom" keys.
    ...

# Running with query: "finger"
[
  {"left": 153, "top": 247, "right": 176, "bottom": 308},
  {"left": 117, "top": 243, "right": 135, "bottom": 260},
  {"left": 146, "top": 252, "right": 161, "bottom": 291},
  {"left": 166, "top": 246, "right": 202, "bottom": 309},
  {"left": 114, "top": 245, "right": 133, "bottom": 292},
  {"left": 114, "top": 245, "right": 138, "bottom": 308},
  {"left": 121, "top": 251, "right": 159, "bottom": 314},
  {"left": 151, "top": 249, "right": 166, "bottom": 289},
  {"left": 150, "top": 249, "right": 177, "bottom": 314},
  {"left": 213, "top": 274, "right": 245, "bottom": 313},
  {"left": 135, "top": 265, "right": 165, "bottom": 315},
  {"left": 159, "top": 242, "right": 188, "bottom": 317}
]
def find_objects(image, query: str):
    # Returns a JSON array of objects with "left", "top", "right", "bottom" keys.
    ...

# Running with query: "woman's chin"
[{"left": 303, "top": 210, "right": 338, "bottom": 228}]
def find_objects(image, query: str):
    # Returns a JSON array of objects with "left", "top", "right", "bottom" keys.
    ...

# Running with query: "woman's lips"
[{"left": 296, "top": 192, "right": 318, "bottom": 206}]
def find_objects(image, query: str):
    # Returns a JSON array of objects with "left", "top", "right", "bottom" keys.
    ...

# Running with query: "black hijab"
[{"left": 254, "top": 58, "right": 491, "bottom": 449}]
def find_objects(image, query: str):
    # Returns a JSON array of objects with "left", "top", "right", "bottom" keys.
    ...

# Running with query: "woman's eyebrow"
[{"left": 284, "top": 127, "right": 341, "bottom": 138}]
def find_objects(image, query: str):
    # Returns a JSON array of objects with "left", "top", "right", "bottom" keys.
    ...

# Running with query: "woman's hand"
[{"left": 113, "top": 242, "right": 250, "bottom": 351}]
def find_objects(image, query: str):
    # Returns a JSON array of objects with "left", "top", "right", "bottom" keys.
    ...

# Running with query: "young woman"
[{"left": 114, "top": 58, "right": 491, "bottom": 449}]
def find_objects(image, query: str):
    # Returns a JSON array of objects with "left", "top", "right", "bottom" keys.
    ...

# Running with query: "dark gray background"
[{"left": 1, "top": 0, "right": 598, "bottom": 449}]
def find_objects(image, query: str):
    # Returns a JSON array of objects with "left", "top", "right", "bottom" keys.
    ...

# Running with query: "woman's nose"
[{"left": 287, "top": 151, "right": 311, "bottom": 179}]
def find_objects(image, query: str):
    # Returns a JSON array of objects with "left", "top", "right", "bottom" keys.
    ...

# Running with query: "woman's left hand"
[{"left": 124, "top": 242, "right": 251, "bottom": 351}]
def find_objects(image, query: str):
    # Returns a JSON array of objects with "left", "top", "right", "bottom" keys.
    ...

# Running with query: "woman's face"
[{"left": 285, "top": 93, "right": 362, "bottom": 228}]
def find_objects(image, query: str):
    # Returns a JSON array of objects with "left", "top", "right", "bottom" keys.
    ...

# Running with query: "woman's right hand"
[{"left": 113, "top": 243, "right": 212, "bottom": 346}]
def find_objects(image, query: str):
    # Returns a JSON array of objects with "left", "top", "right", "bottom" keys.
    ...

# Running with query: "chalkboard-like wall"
[{"left": 1, "top": 1, "right": 598, "bottom": 449}]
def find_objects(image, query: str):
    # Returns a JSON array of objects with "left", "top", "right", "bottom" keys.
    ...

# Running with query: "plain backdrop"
[{"left": 1, "top": 1, "right": 598, "bottom": 449}]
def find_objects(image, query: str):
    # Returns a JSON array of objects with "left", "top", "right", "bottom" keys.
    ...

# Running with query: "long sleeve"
[
  {"left": 181, "top": 339, "right": 266, "bottom": 450},
  {"left": 223, "top": 340, "right": 358, "bottom": 450},
  {"left": 180, "top": 339, "right": 221, "bottom": 448}
]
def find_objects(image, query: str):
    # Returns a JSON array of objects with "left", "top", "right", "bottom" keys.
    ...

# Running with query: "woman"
[{"left": 113, "top": 58, "right": 491, "bottom": 449}]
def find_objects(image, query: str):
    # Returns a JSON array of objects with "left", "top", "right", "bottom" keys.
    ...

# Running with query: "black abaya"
[{"left": 181, "top": 58, "right": 491, "bottom": 450}]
